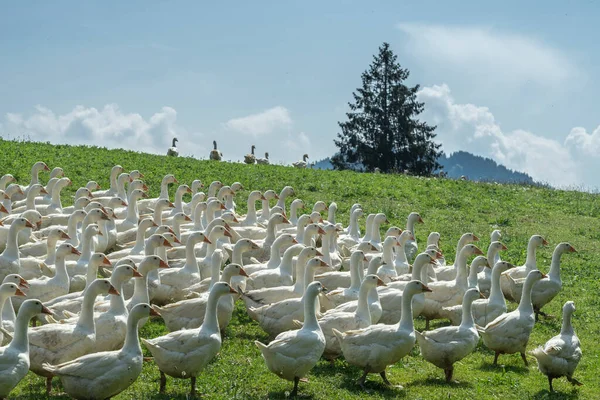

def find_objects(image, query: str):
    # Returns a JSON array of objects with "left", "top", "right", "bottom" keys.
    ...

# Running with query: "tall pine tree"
[{"left": 332, "top": 42, "right": 442, "bottom": 175}]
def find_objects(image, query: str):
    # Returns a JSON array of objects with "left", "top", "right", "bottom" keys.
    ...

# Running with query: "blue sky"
[{"left": 1, "top": 1, "right": 599, "bottom": 188}]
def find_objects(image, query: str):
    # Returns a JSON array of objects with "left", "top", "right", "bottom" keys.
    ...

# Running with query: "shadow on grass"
[
  {"left": 531, "top": 387, "right": 580, "bottom": 400},
  {"left": 478, "top": 361, "right": 530, "bottom": 375},
  {"left": 407, "top": 377, "right": 474, "bottom": 389}
]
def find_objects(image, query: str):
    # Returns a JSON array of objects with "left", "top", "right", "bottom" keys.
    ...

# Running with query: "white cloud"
[
  {"left": 224, "top": 106, "right": 292, "bottom": 137},
  {"left": 418, "top": 84, "right": 582, "bottom": 187},
  {"left": 1, "top": 104, "right": 206, "bottom": 157},
  {"left": 397, "top": 23, "right": 578, "bottom": 89}
]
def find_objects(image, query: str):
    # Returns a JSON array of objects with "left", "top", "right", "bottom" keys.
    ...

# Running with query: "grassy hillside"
[{"left": 2, "top": 138, "right": 598, "bottom": 399}]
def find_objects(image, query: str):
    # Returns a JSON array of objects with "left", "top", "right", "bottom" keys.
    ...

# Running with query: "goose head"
[
  {"left": 84, "top": 224, "right": 103, "bottom": 238},
  {"left": 276, "top": 233, "right": 298, "bottom": 247},
  {"left": 530, "top": 234, "right": 549, "bottom": 247},
  {"left": 563, "top": 300, "right": 576, "bottom": 317},
  {"left": 162, "top": 174, "right": 178, "bottom": 185},
  {"left": 464, "top": 287, "right": 483, "bottom": 303},
  {"left": 139, "top": 255, "right": 169, "bottom": 274},
  {"left": 130, "top": 303, "right": 159, "bottom": 322},
  {"left": 223, "top": 263, "right": 249, "bottom": 278},
  {"left": 173, "top": 212, "right": 192, "bottom": 224},
  {"left": 249, "top": 191, "right": 265, "bottom": 202},
  {"left": 309, "top": 211, "right": 323, "bottom": 224},
  {"left": 280, "top": 186, "right": 295, "bottom": 198},
  {"left": 188, "top": 231, "right": 212, "bottom": 245},
  {"left": 178, "top": 184, "right": 192, "bottom": 196},
  {"left": 49, "top": 167, "right": 64, "bottom": 179},
  {"left": 29, "top": 184, "right": 48, "bottom": 196},
  {"left": 462, "top": 232, "right": 480, "bottom": 243},
  {"left": 312, "top": 201, "right": 327, "bottom": 213},
  {"left": 210, "top": 281, "right": 238, "bottom": 296},
  {"left": 368, "top": 255, "right": 384, "bottom": 272},
  {"left": 90, "top": 253, "right": 112, "bottom": 269},
  {"left": 264, "top": 189, "right": 279, "bottom": 200},
  {"left": 493, "top": 260, "right": 515, "bottom": 273},
  {"left": 489, "top": 241, "right": 508, "bottom": 253},
  {"left": 172, "top": 137, "right": 178, "bottom": 147},
  {"left": 131, "top": 188, "right": 148, "bottom": 200},
  {"left": 74, "top": 187, "right": 93, "bottom": 200},
  {"left": 162, "top": 232, "right": 182, "bottom": 246},
  {"left": 470, "top": 255, "right": 490, "bottom": 270},
  {"left": 251, "top": 145, "right": 256, "bottom": 154},
  {"left": 302, "top": 154, "right": 309, "bottom": 162},
  {"left": 155, "top": 198, "right": 175, "bottom": 210},
  {"left": 17, "top": 299, "right": 53, "bottom": 319},
  {"left": 306, "top": 257, "right": 329, "bottom": 270},
  {"left": 408, "top": 212, "right": 424, "bottom": 225},
  {"left": 129, "top": 170, "right": 144, "bottom": 180},
  {"left": 235, "top": 238, "right": 261, "bottom": 252},
  {"left": 12, "top": 217, "right": 35, "bottom": 231},
  {"left": 385, "top": 226, "right": 402, "bottom": 237},
  {"left": 301, "top": 246, "right": 323, "bottom": 259},
  {"left": 86, "top": 181, "right": 101, "bottom": 191},
  {"left": 230, "top": 182, "right": 243, "bottom": 192},
  {"left": 350, "top": 250, "right": 366, "bottom": 266},
  {"left": 556, "top": 242, "right": 577, "bottom": 254},
  {"left": 86, "top": 278, "right": 119, "bottom": 297},
  {"left": 490, "top": 229, "right": 502, "bottom": 242},
  {"left": 264, "top": 152, "right": 269, "bottom": 159},
  {"left": 56, "top": 243, "right": 81, "bottom": 258},
  {"left": 33, "top": 161, "right": 50, "bottom": 173},
  {"left": 363, "top": 274, "right": 386, "bottom": 288},
  {"left": 213, "top": 140, "right": 218, "bottom": 150},
  {"left": 404, "top": 280, "right": 433, "bottom": 296},
  {"left": 427, "top": 232, "right": 441, "bottom": 247},
  {"left": 21, "top": 211, "right": 42, "bottom": 230},
  {"left": 374, "top": 213, "right": 389, "bottom": 225},
  {"left": 355, "top": 242, "right": 378, "bottom": 253},
  {"left": 305, "top": 281, "right": 326, "bottom": 298},
  {"left": 113, "top": 263, "right": 143, "bottom": 282},
  {"left": 296, "top": 214, "right": 310, "bottom": 228},
  {"left": 3, "top": 274, "right": 29, "bottom": 289},
  {"left": 0, "top": 282, "right": 27, "bottom": 298},
  {"left": 270, "top": 213, "right": 290, "bottom": 225},
  {"left": 191, "top": 180, "right": 204, "bottom": 193},
  {"left": 461, "top": 244, "right": 484, "bottom": 257}
]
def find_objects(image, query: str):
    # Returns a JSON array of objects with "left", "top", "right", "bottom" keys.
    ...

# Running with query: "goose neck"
[
  {"left": 459, "top": 297, "right": 475, "bottom": 328},
  {"left": 246, "top": 197, "right": 257, "bottom": 221},
  {"left": 3, "top": 223, "right": 22, "bottom": 260},
  {"left": 109, "top": 277, "right": 128, "bottom": 315},
  {"left": 518, "top": 276, "right": 536, "bottom": 313},
  {"left": 77, "top": 288, "right": 99, "bottom": 333},
  {"left": 561, "top": 310, "right": 574, "bottom": 335},
  {"left": 293, "top": 255, "right": 309, "bottom": 293},
  {"left": 126, "top": 193, "right": 139, "bottom": 222},
  {"left": 525, "top": 240, "right": 538, "bottom": 271},
  {"left": 349, "top": 259, "right": 361, "bottom": 291},
  {"left": 159, "top": 181, "right": 169, "bottom": 200},
  {"left": 398, "top": 290, "right": 416, "bottom": 332},
  {"left": 549, "top": 247, "right": 564, "bottom": 281},
  {"left": 200, "top": 289, "right": 222, "bottom": 335},
  {"left": 85, "top": 262, "right": 100, "bottom": 289},
  {"left": 356, "top": 283, "right": 372, "bottom": 320},
  {"left": 489, "top": 266, "right": 505, "bottom": 305},
  {"left": 122, "top": 312, "right": 143, "bottom": 354},
  {"left": 302, "top": 292, "right": 320, "bottom": 330},
  {"left": 9, "top": 308, "right": 31, "bottom": 352},
  {"left": 349, "top": 212, "right": 360, "bottom": 238}
]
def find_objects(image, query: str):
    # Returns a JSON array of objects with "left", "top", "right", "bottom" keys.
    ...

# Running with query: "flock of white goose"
[{"left": 0, "top": 161, "right": 583, "bottom": 399}]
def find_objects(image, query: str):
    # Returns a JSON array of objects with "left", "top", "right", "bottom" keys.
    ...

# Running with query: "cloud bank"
[{"left": 418, "top": 84, "right": 599, "bottom": 189}]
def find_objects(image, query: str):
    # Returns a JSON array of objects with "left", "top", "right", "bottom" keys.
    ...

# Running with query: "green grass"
[{"left": 2, "top": 138, "right": 599, "bottom": 399}]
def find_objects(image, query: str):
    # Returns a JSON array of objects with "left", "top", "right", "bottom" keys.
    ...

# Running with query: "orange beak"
[
  {"left": 121, "top": 201, "right": 128, "bottom": 207},
  {"left": 542, "top": 239, "right": 549, "bottom": 246},
  {"left": 150, "top": 308, "right": 161, "bottom": 317},
  {"left": 239, "top": 268, "right": 249, "bottom": 277},
  {"left": 203, "top": 236, "right": 212, "bottom": 244},
  {"left": 142, "top": 192, "right": 149, "bottom": 198},
  {"left": 162, "top": 239, "right": 173, "bottom": 247},
  {"left": 41, "top": 305, "right": 54, "bottom": 315},
  {"left": 260, "top": 195, "right": 267, "bottom": 200},
  {"left": 316, "top": 250, "right": 324, "bottom": 256},
  {"left": 158, "top": 259, "right": 169, "bottom": 268},
  {"left": 15, "top": 288, "right": 27, "bottom": 297},
  {"left": 418, "top": 216, "right": 424, "bottom": 224},
  {"left": 224, "top": 230, "right": 233, "bottom": 238},
  {"left": 43, "top": 165, "right": 50, "bottom": 171},
  {"left": 40, "top": 188, "right": 49, "bottom": 195},
  {"left": 25, "top": 220, "right": 35, "bottom": 228},
  {"left": 71, "top": 247, "right": 82, "bottom": 256},
  {"left": 291, "top": 238, "right": 299, "bottom": 244},
  {"left": 108, "top": 285, "right": 120, "bottom": 296},
  {"left": 569, "top": 245, "right": 577, "bottom": 253},
  {"left": 317, "top": 227, "right": 326, "bottom": 235},
  {"left": 422, "top": 284, "right": 433, "bottom": 292},
  {"left": 19, "top": 277, "right": 29, "bottom": 289},
  {"left": 61, "top": 232, "right": 71, "bottom": 240},
  {"left": 376, "top": 278, "right": 387, "bottom": 287},
  {"left": 173, "top": 237, "right": 182, "bottom": 245},
  {"left": 186, "top": 187, "right": 192, "bottom": 194},
  {"left": 229, "top": 286, "right": 238, "bottom": 294},
  {"left": 168, "top": 202, "right": 175, "bottom": 208},
  {"left": 184, "top": 215, "right": 192, "bottom": 222},
  {"left": 97, "top": 231, "right": 104, "bottom": 236},
  {"left": 473, "top": 235, "right": 480, "bottom": 241},
  {"left": 220, "top": 204, "right": 227, "bottom": 210},
  {"left": 132, "top": 269, "right": 143, "bottom": 278}
]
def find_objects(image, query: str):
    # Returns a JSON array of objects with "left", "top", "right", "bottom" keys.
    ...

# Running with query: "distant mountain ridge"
[{"left": 312, "top": 151, "right": 536, "bottom": 185}]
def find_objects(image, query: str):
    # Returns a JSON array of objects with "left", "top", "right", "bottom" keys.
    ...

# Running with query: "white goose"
[
  {"left": 126, "top": 256, "right": 169, "bottom": 313},
  {"left": 256, "top": 151, "right": 270, "bottom": 165},
  {"left": 0, "top": 282, "right": 27, "bottom": 345},
  {"left": 14, "top": 161, "right": 50, "bottom": 201},
  {"left": 42, "top": 303, "right": 157, "bottom": 400},
  {"left": 0, "top": 299, "right": 52, "bottom": 399},
  {"left": 245, "top": 257, "right": 327, "bottom": 337},
  {"left": 92, "top": 165, "right": 124, "bottom": 197},
  {"left": 315, "top": 250, "right": 366, "bottom": 291},
  {"left": 434, "top": 232, "right": 480, "bottom": 281},
  {"left": 292, "top": 153, "right": 309, "bottom": 168},
  {"left": 404, "top": 212, "right": 424, "bottom": 261},
  {"left": 157, "top": 263, "right": 248, "bottom": 332},
  {"left": 337, "top": 208, "right": 363, "bottom": 251},
  {"left": 441, "top": 261, "right": 515, "bottom": 327},
  {"left": 244, "top": 240, "right": 302, "bottom": 290},
  {"left": 241, "top": 234, "right": 298, "bottom": 275},
  {"left": 416, "top": 288, "right": 482, "bottom": 382},
  {"left": 256, "top": 189, "right": 278, "bottom": 223},
  {"left": 255, "top": 281, "right": 326, "bottom": 398},
  {"left": 319, "top": 252, "right": 367, "bottom": 310},
  {"left": 209, "top": 140, "right": 223, "bottom": 160},
  {"left": 0, "top": 274, "right": 29, "bottom": 337},
  {"left": 37, "top": 177, "right": 72, "bottom": 216},
  {"left": 152, "top": 232, "right": 212, "bottom": 305},
  {"left": 507, "top": 243, "right": 576, "bottom": 320},
  {"left": 111, "top": 219, "right": 161, "bottom": 259},
  {"left": 167, "top": 137, "right": 178, "bottom": 156},
  {"left": 500, "top": 234, "right": 547, "bottom": 302},
  {"left": 478, "top": 270, "right": 546, "bottom": 366},
  {"left": 115, "top": 189, "right": 148, "bottom": 233},
  {"left": 319, "top": 274, "right": 385, "bottom": 361},
  {"left": 477, "top": 240, "right": 508, "bottom": 296},
  {"left": 420, "top": 244, "right": 483, "bottom": 329},
  {"left": 530, "top": 300, "right": 582, "bottom": 392},
  {"left": 333, "top": 280, "right": 432, "bottom": 389},
  {"left": 142, "top": 282, "right": 237, "bottom": 397},
  {"left": 0, "top": 217, "right": 35, "bottom": 282},
  {"left": 28, "top": 279, "right": 118, "bottom": 394},
  {"left": 240, "top": 247, "right": 321, "bottom": 306}
]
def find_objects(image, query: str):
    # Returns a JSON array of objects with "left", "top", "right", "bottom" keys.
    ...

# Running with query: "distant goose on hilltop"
[
  {"left": 167, "top": 138, "right": 178, "bottom": 157},
  {"left": 210, "top": 141, "right": 223, "bottom": 161},
  {"left": 244, "top": 145, "right": 256, "bottom": 164},
  {"left": 293, "top": 154, "right": 309, "bottom": 168},
  {"left": 256, "top": 152, "right": 270, "bottom": 165}
]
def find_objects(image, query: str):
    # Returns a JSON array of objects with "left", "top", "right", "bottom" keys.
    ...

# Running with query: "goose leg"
[
  {"left": 520, "top": 352, "right": 529, "bottom": 366},
  {"left": 548, "top": 376, "right": 554, "bottom": 392},
  {"left": 493, "top": 352, "right": 500, "bottom": 365},
  {"left": 567, "top": 376, "right": 583, "bottom": 386},
  {"left": 445, "top": 367, "right": 454, "bottom": 383},
  {"left": 380, "top": 370, "right": 403, "bottom": 389},
  {"left": 190, "top": 376, "right": 196, "bottom": 397},
  {"left": 159, "top": 371, "right": 167, "bottom": 394},
  {"left": 290, "top": 376, "right": 300, "bottom": 398},
  {"left": 425, "top": 319, "right": 430, "bottom": 331},
  {"left": 357, "top": 369, "right": 369, "bottom": 390},
  {"left": 45, "top": 377, "right": 52, "bottom": 395}
]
